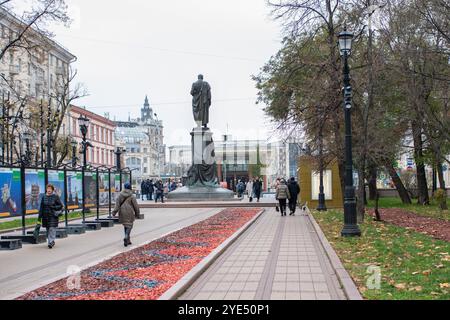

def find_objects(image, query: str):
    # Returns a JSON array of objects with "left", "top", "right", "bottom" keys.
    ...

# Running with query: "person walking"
[
  {"left": 38, "top": 184, "right": 64, "bottom": 249},
  {"left": 246, "top": 179, "right": 254, "bottom": 202},
  {"left": 147, "top": 179, "right": 154, "bottom": 201},
  {"left": 140, "top": 180, "right": 147, "bottom": 201},
  {"left": 236, "top": 180, "right": 245, "bottom": 198},
  {"left": 276, "top": 179, "right": 291, "bottom": 217},
  {"left": 272, "top": 178, "right": 281, "bottom": 213},
  {"left": 287, "top": 177, "right": 300, "bottom": 216},
  {"left": 155, "top": 180, "right": 165, "bottom": 203},
  {"left": 253, "top": 177, "right": 263, "bottom": 203},
  {"left": 112, "top": 183, "right": 140, "bottom": 247}
]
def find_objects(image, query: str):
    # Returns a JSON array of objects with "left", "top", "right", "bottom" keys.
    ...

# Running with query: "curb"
[
  {"left": 158, "top": 209, "right": 266, "bottom": 300},
  {"left": 306, "top": 209, "right": 364, "bottom": 301}
]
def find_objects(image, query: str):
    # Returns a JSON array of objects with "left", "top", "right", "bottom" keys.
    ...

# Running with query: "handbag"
[
  {"left": 53, "top": 209, "right": 64, "bottom": 218},
  {"left": 33, "top": 223, "right": 41, "bottom": 239}
]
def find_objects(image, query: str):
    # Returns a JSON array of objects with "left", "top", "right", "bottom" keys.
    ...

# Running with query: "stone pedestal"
[{"left": 168, "top": 127, "right": 234, "bottom": 201}]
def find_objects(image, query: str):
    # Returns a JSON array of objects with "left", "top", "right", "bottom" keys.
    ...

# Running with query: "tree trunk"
[
  {"left": 412, "top": 121, "right": 430, "bottom": 205},
  {"left": 437, "top": 161, "right": 448, "bottom": 210},
  {"left": 387, "top": 163, "right": 412, "bottom": 204},
  {"left": 368, "top": 165, "right": 378, "bottom": 201},
  {"left": 357, "top": 166, "right": 365, "bottom": 223}
]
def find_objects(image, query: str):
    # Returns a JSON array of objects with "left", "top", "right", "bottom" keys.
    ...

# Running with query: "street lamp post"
[
  {"left": 338, "top": 28, "right": 361, "bottom": 237},
  {"left": 317, "top": 112, "right": 327, "bottom": 211},
  {"left": 22, "top": 132, "right": 32, "bottom": 167},
  {"left": 71, "top": 140, "right": 78, "bottom": 168},
  {"left": 78, "top": 115, "right": 91, "bottom": 223}
]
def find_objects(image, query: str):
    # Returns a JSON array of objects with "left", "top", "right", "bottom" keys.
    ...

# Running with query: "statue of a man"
[{"left": 191, "top": 74, "right": 211, "bottom": 128}]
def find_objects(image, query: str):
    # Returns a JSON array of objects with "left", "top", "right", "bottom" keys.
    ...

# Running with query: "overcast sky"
[{"left": 50, "top": 0, "right": 283, "bottom": 147}]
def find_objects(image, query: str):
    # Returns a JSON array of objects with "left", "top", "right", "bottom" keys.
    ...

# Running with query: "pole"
[
  {"left": 64, "top": 168, "right": 68, "bottom": 227},
  {"left": 341, "top": 51, "right": 361, "bottom": 237},
  {"left": 40, "top": 101, "right": 44, "bottom": 167},
  {"left": 96, "top": 168, "right": 100, "bottom": 221},
  {"left": 317, "top": 117, "right": 327, "bottom": 211},
  {"left": 82, "top": 134, "right": 86, "bottom": 223},
  {"left": 20, "top": 163, "right": 26, "bottom": 236},
  {"left": 46, "top": 103, "right": 52, "bottom": 168},
  {"left": 108, "top": 168, "right": 112, "bottom": 218}
]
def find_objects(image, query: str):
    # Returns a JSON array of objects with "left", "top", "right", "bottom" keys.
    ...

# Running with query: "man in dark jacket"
[
  {"left": 140, "top": 180, "right": 147, "bottom": 201},
  {"left": 38, "top": 184, "right": 63, "bottom": 249},
  {"left": 252, "top": 177, "right": 263, "bottom": 203},
  {"left": 154, "top": 180, "right": 165, "bottom": 203},
  {"left": 147, "top": 180, "right": 155, "bottom": 201},
  {"left": 287, "top": 177, "right": 301, "bottom": 216}
]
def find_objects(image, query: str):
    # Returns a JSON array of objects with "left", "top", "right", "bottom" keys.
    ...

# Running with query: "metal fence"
[{"left": 0, "top": 164, "right": 134, "bottom": 232}]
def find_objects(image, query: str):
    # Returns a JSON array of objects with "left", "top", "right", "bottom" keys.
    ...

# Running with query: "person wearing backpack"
[
  {"left": 112, "top": 182, "right": 140, "bottom": 247},
  {"left": 37, "top": 184, "right": 64, "bottom": 249}
]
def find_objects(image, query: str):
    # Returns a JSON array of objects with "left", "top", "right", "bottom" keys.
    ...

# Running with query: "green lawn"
[
  {"left": 367, "top": 197, "right": 449, "bottom": 221},
  {"left": 312, "top": 210, "right": 450, "bottom": 300},
  {"left": 0, "top": 211, "right": 103, "bottom": 231}
]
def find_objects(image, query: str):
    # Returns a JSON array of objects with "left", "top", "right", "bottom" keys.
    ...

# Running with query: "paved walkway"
[
  {"left": 179, "top": 209, "right": 347, "bottom": 300},
  {"left": 0, "top": 208, "right": 222, "bottom": 300}
]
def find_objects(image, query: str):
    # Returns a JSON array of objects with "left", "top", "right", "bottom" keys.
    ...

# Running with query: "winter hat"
[{"left": 124, "top": 183, "right": 132, "bottom": 190}]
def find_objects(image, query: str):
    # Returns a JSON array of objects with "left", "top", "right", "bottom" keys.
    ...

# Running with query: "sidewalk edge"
[
  {"left": 158, "top": 209, "right": 265, "bottom": 300},
  {"left": 307, "top": 210, "right": 364, "bottom": 300}
]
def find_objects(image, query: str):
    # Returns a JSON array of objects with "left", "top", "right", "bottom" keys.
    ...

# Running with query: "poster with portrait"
[
  {"left": 67, "top": 171, "right": 82, "bottom": 210},
  {"left": 48, "top": 170, "right": 65, "bottom": 206},
  {"left": 110, "top": 173, "right": 121, "bottom": 205},
  {"left": 99, "top": 172, "right": 110, "bottom": 206},
  {"left": 84, "top": 171, "right": 98, "bottom": 209},
  {"left": 25, "top": 169, "right": 46, "bottom": 215},
  {"left": 0, "top": 168, "right": 22, "bottom": 218}
]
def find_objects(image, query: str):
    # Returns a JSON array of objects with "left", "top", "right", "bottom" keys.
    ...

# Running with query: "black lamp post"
[
  {"left": 338, "top": 28, "right": 361, "bottom": 237},
  {"left": 22, "top": 132, "right": 32, "bottom": 167},
  {"left": 317, "top": 112, "right": 327, "bottom": 211},
  {"left": 78, "top": 115, "right": 90, "bottom": 222},
  {"left": 71, "top": 140, "right": 78, "bottom": 168}
]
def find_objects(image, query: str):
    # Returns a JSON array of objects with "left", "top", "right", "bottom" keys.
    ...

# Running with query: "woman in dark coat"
[
  {"left": 112, "top": 183, "right": 140, "bottom": 247},
  {"left": 287, "top": 177, "right": 301, "bottom": 216},
  {"left": 252, "top": 177, "right": 263, "bottom": 203},
  {"left": 38, "top": 184, "right": 63, "bottom": 249}
]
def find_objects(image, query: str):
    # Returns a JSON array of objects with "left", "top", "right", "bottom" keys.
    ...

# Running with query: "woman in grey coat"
[
  {"left": 112, "top": 183, "right": 140, "bottom": 247},
  {"left": 275, "top": 179, "right": 291, "bottom": 217}
]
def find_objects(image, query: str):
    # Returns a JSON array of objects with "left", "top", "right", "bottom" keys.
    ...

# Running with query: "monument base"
[{"left": 167, "top": 186, "right": 235, "bottom": 202}]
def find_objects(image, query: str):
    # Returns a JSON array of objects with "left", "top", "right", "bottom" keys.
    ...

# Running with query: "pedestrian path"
[{"left": 179, "top": 209, "right": 348, "bottom": 300}]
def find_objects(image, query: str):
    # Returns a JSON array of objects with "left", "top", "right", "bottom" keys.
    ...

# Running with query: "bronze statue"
[{"left": 191, "top": 74, "right": 211, "bottom": 128}]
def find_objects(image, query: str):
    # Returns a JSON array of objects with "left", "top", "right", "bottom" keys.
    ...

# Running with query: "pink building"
[{"left": 63, "top": 105, "right": 117, "bottom": 168}]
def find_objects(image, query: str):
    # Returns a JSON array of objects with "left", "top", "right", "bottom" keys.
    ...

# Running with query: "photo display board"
[
  {"left": 0, "top": 168, "right": 22, "bottom": 218},
  {"left": 99, "top": 172, "right": 110, "bottom": 206},
  {"left": 48, "top": 170, "right": 66, "bottom": 206},
  {"left": 84, "top": 171, "right": 98, "bottom": 209},
  {"left": 67, "top": 171, "right": 82, "bottom": 210},
  {"left": 25, "top": 169, "right": 45, "bottom": 215}
]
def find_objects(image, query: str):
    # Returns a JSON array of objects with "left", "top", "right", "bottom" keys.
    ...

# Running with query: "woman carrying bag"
[
  {"left": 112, "top": 183, "right": 140, "bottom": 247},
  {"left": 37, "top": 184, "right": 64, "bottom": 249}
]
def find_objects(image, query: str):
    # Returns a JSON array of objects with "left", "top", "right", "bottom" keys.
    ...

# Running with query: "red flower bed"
[{"left": 18, "top": 208, "right": 260, "bottom": 300}]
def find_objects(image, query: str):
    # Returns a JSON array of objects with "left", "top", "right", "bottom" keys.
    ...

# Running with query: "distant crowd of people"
[{"left": 140, "top": 179, "right": 182, "bottom": 204}]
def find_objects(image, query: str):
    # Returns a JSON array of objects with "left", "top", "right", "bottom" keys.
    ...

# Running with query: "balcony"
[{"left": 9, "top": 65, "right": 20, "bottom": 75}]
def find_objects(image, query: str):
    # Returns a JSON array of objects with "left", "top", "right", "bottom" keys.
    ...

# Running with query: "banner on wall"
[
  {"left": 0, "top": 168, "right": 22, "bottom": 218},
  {"left": 84, "top": 172, "right": 98, "bottom": 209},
  {"left": 67, "top": 171, "right": 82, "bottom": 210},
  {"left": 48, "top": 170, "right": 65, "bottom": 206},
  {"left": 25, "top": 169, "right": 46, "bottom": 215},
  {"left": 99, "top": 172, "right": 110, "bottom": 206}
]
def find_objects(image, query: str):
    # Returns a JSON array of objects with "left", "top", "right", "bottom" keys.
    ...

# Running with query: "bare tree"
[{"left": 0, "top": 0, "right": 70, "bottom": 61}]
